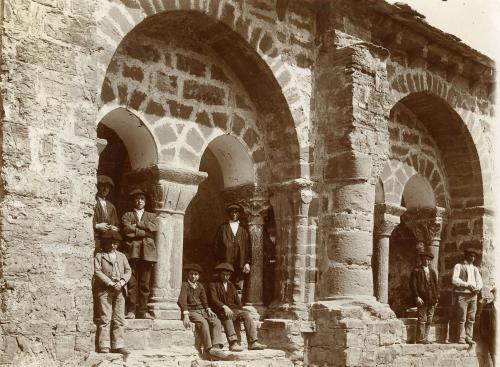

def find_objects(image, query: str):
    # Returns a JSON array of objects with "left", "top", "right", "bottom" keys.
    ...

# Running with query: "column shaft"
[
  {"left": 374, "top": 235, "right": 390, "bottom": 303},
  {"left": 246, "top": 219, "right": 264, "bottom": 306}
]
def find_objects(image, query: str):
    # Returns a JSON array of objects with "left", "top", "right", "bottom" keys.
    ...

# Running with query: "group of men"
[
  {"left": 92, "top": 175, "right": 266, "bottom": 358},
  {"left": 410, "top": 246, "right": 494, "bottom": 358}
]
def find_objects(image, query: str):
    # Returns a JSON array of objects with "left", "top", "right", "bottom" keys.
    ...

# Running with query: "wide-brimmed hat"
[
  {"left": 226, "top": 203, "right": 242, "bottom": 212},
  {"left": 214, "top": 262, "right": 234, "bottom": 273},
  {"left": 129, "top": 188, "right": 146, "bottom": 197},
  {"left": 101, "top": 230, "right": 122, "bottom": 241},
  {"left": 184, "top": 263, "right": 203, "bottom": 273},
  {"left": 97, "top": 175, "right": 114, "bottom": 187},
  {"left": 418, "top": 251, "right": 434, "bottom": 260},
  {"left": 463, "top": 247, "right": 481, "bottom": 255}
]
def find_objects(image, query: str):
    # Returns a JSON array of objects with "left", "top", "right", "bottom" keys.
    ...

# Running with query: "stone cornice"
[
  {"left": 124, "top": 164, "right": 208, "bottom": 186},
  {"left": 374, "top": 203, "right": 406, "bottom": 237}
]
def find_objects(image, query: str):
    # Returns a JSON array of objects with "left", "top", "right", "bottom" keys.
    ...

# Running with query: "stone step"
[
  {"left": 401, "top": 318, "right": 448, "bottom": 343},
  {"left": 84, "top": 347, "right": 292, "bottom": 367}
]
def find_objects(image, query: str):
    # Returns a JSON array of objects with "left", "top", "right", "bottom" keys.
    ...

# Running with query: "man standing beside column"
[
  {"left": 452, "top": 247, "right": 483, "bottom": 345},
  {"left": 410, "top": 251, "right": 439, "bottom": 344},
  {"left": 122, "top": 189, "right": 158, "bottom": 320},
  {"left": 214, "top": 203, "right": 251, "bottom": 294}
]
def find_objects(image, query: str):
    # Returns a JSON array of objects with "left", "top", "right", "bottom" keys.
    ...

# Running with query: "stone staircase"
[{"left": 84, "top": 319, "right": 293, "bottom": 367}]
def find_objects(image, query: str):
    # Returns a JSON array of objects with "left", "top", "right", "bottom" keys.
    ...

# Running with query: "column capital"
[
  {"left": 269, "top": 179, "right": 317, "bottom": 218},
  {"left": 374, "top": 203, "right": 406, "bottom": 237},
  {"left": 221, "top": 184, "right": 270, "bottom": 224},
  {"left": 403, "top": 207, "right": 447, "bottom": 242}
]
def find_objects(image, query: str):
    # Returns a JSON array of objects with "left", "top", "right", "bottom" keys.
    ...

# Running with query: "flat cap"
[
  {"left": 463, "top": 247, "right": 481, "bottom": 255},
  {"left": 101, "top": 230, "right": 122, "bottom": 241},
  {"left": 184, "top": 263, "right": 203, "bottom": 273},
  {"left": 418, "top": 251, "right": 434, "bottom": 260},
  {"left": 226, "top": 203, "right": 242, "bottom": 212},
  {"left": 129, "top": 188, "right": 146, "bottom": 197},
  {"left": 214, "top": 262, "right": 234, "bottom": 272},
  {"left": 97, "top": 175, "right": 114, "bottom": 187}
]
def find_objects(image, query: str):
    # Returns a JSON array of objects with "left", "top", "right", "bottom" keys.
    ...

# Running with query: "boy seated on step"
[
  {"left": 94, "top": 230, "right": 131, "bottom": 355},
  {"left": 177, "top": 264, "right": 228, "bottom": 359},
  {"left": 209, "top": 263, "right": 266, "bottom": 351}
]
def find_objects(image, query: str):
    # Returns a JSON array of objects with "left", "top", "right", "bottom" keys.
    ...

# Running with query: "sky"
[{"left": 385, "top": 0, "right": 500, "bottom": 60}]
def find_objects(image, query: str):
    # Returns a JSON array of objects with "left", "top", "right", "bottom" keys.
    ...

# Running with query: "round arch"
[
  {"left": 98, "top": 107, "right": 158, "bottom": 170},
  {"left": 402, "top": 174, "right": 435, "bottom": 209}
]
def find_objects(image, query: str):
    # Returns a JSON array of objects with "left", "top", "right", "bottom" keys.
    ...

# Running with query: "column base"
[
  {"left": 266, "top": 302, "right": 309, "bottom": 320},
  {"left": 149, "top": 301, "right": 180, "bottom": 320}
]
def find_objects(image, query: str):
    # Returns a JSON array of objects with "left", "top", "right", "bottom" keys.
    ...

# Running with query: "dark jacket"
[
  {"left": 214, "top": 223, "right": 251, "bottom": 274},
  {"left": 208, "top": 281, "right": 242, "bottom": 317},
  {"left": 177, "top": 281, "right": 210, "bottom": 313},
  {"left": 93, "top": 198, "right": 119, "bottom": 251},
  {"left": 121, "top": 211, "right": 159, "bottom": 262},
  {"left": 410, "top": 266, "right": 439, "bottom": 305},
  {"left": 94, "top": 250, "right": 131, "bottom": 294}
]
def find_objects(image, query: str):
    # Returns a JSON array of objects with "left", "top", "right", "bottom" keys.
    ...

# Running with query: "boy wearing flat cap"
[
  {"left": 209, "top": 263, "right": 266, "bottom": 351},
  {"left": 452, "top": 247, "right": 483, "bottom": 344},
  {"left": 177, "top": 264, "right": 227, "bottom": 359},
  {"left": 94, "top": 175, "right": 119, "bottom": 253},
  {"left": 410, "top": 251, "right": 439, "bottom": 344},
  {"left": 213, "top": 203, "right": 251, "bottom": 292},
  {"left": 94, "top": 230, "right": 131, "bottom": 355},
  {"left": 122, "top": 189, "right": 158, "bottom": 320}
]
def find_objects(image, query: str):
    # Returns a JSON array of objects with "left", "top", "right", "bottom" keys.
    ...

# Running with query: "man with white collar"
[
  {"left": 94, "top": 175, "right": 119, "bottom": 253},
  {"left": 451, "top": 247, "right": 483, "bottom": 345},
  {"left": 122, "top": 188, "right": 158, "bottom": 320},
  {"left": 214, "top": 203, "right": 251, "bottom": 293}
]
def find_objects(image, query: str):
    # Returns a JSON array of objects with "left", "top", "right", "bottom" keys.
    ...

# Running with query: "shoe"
[
  {"left": 125, "top": 312, "right": 135, "bottom": 319},
  {"left": 111, "top": 348, "right": 130, "bottom": 356},
  {"left": 458, "top": 339, "right": 467, "bottom": 344},
  {"left": 248, "top": 341, "right": 266, "bottom": 350},
  {"left": 208, "top": 346, "right": 229, "bottom": 359},
  {"left": 416, "top": 340, "right": 430, "bottom": 344},
  {"left": 229, "top": 342, "right": 243, "bottom": 352},
  {"left": 140, "top": 312, "right": 154, "bottom": 320},
  {"left": 99, "top": 348, "right": 110, "bottom": 353}
]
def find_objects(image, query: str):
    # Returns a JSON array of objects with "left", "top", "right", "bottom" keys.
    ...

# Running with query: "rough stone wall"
[
  {"left": 101, "top": 31, "right": 267, "bottom": 181},
  {"left": 0, "top": 0, "right": 98, "bottom": 365}
]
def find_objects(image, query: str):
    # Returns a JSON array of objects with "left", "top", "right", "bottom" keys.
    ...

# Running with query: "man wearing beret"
[
  {"left": 452, "top": 247, "right": 483, "bottom": 344},
  {"left": 410, "top": 251, "right": 439, "bottom": 344},
  {"left": 177, "top": 264, "right": 227, "bottom": 359},
  {"left": 93, "top": 175, "right": 120, "bottom": 324},
  {"left": 94, "top": 175, "right": 119, "bottom": 253},
  {"left": 94, "top": 230, "right": 131, "bottom": 355},
  {"left": 213, "top": 203, "right": 251, "bottom": 293},
  {"left": 122, "top": 189, "right": 158, "bottom": 320},
  {"left": 209, "top": 263, "right": 266, "bottom": 351}
]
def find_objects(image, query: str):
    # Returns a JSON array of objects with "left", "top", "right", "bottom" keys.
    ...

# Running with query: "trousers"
[
  {"left": 220, "top": 308, "right": 258, "bottom": 344},
  {"left": 96, "top": 288, "right": 126, "bottom": 350},
  {"left": 189, "top": 309, "right": 224, "bottom": 351},
  {"left": 455, "top": 293, "right": 477, "bottom": 342},
  {"left": 127, "top": 258, "right": 154, "bottom": 315},
  {"left": 416, "top": 304, "right": 435, "bottom": 342}
]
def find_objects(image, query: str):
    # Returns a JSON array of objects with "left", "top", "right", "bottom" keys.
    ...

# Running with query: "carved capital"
[
  {"left": 269, "top": 179, "right": 317, "bottom": 218},
  {"left": 403, "top": 207, "right": 447, "bottom": 243},
  {"left": 151, "top": 179, "right": 199, "bottom": 215},
  {"left": 374, "top": 203, "right": 406, "bottom": 237},
  {"left": 221, "top": 184, "right": 270, "bottom": 224},
  {"left": 240, "top": 198, "right": 270, "bottom": 225}
]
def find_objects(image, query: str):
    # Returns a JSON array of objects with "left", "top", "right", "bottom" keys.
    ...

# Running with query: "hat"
[
  {"left": 418, "top": 251, "right": 434, "bottom": 260},
  {"left": 463, "top": 247, "right": 481, "bottom": 255},
  {"left": 184, "top": 263, "right": 203, "bottom": 273},
  {"left": 129, "top": 188, "right": 146, "bottom": 197},
  {"left": 97, "top": 175, "right": 114, "bottom": 187},
  {"left": 214, "top": 262, "right": 234, "bottom": 272},
  {"left": 226, "top": 203, "right": 242, "bottom": 212},
  {"left": 100, "top": 230, "right": 122, "bottom": 241}
]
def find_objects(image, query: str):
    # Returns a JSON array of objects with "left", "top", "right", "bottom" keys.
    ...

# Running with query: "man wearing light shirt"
[{"left": 451, "top": 248, "right": 483, "bottom": 345}]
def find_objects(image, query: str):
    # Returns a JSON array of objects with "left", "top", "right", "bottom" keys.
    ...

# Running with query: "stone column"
[
  {"left": 373, "top": 203, "right": 406, "bottom": 303},
  {"left": 403, "top": 207, "right": 446, "bottom": 274},
  {"left": 268, "top": 179, "right": 318, "bottom": 319},
  {"left": 126, "top": 164, "right": 207, "bottom": 319}
]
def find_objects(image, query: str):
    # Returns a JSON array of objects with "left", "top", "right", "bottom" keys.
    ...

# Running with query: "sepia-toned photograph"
[{"left": 0, "top": 0, "right": 497, "bottom": 366}]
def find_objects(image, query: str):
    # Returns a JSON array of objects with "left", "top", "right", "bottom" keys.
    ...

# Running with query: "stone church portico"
[{"left": 0, "top": 0, "right": 495, "bottom": 366}]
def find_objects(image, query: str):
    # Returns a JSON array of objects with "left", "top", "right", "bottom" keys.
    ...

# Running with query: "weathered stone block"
[
  {"left": 324, "top": 152, "right": 372, "bottom": 181},
  {"left": 183, "top": 80, "right": 225, "bottom": 105}
]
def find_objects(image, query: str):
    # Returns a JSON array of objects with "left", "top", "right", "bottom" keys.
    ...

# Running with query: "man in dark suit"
[
  {"left": 122, "top": 189, "right": 158, "bottom": 319},
  {"left": 209, "top": 263, "right": 266, "bottom": 351},
  {"left": 213, "top": 203, "right": 251, "bottom": 291},
  {"left": 410, "top": 251, "right": 439, "bottom": 344},
  {"left": 93, "top": 175, "right": 119, "bottom": 253}
]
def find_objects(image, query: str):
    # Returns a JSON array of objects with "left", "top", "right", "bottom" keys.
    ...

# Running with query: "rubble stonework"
[{"left": 0, "top": 0, "right": 495, "bottom": 366}]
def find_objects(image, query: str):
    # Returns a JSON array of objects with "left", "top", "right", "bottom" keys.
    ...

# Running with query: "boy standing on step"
[
  {"left": 94, "top": 230, "right": 131, "bottom": 355},
  {"left": 209, "top": 262, "right": 266, "bottom": 351},
  {"left": 178, "top": 264, "right": 228, "bottom": 359}
]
